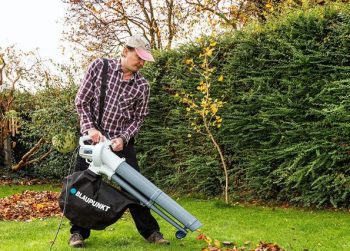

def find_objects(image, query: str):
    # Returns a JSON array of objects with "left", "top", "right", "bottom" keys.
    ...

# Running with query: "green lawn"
[{"left": 0, "top": 184, "right": 349, "bottom": 251}]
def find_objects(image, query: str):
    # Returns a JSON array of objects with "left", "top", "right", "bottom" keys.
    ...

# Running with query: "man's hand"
[
  {"left": 88, "top": 128, "right": 104, "bottom": 143},
  {"left": 111, "top": 137, "right": 124, "bottom": 152}
]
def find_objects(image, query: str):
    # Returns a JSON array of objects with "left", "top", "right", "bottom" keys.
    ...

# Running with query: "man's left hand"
[{"left": 111, "top": 138, "right": 124, "bottom": 152}]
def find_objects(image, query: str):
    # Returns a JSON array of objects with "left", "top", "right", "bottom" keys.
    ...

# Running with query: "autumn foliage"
[
  {"left": 196, "top": 232, "right": 285, "bottom": 251},
  {"left": 0, "top": 190, "right": 61, "bottom": 221},
  {"left": 177, "top": 37, "right": 229, "bottom": 203}
]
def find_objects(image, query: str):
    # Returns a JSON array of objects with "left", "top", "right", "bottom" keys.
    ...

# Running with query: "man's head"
[
  {"left": 121, "top": 34, "right": 154, "bottom": 73},
  {"left": 125, "top": 34, "right": 154, "bottom": 62}
]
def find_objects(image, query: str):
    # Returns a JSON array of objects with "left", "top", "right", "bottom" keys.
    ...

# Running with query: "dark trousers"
[{"left": 70, "top": 141, "right": 160, "bottom": 239}]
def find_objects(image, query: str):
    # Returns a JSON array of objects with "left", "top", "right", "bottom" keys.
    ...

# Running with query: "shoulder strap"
[{"left": 97, "top": 58, "right": 108, "bottom": 128}]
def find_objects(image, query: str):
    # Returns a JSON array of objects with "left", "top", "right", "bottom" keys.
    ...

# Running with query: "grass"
[{"left": 0, "top": 184, "right": 349, "bottom": 251}]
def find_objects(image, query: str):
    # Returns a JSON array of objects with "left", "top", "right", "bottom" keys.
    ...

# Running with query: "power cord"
[{"left": 49, "top": 147, "right": 79, "bottom": 251}]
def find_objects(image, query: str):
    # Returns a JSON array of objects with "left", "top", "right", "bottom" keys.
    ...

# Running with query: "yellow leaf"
[
  {"left": 187, "top": 134, "right": 192, "bottom": 138},
  {"left": 205, "top": 236, "right": 212, "bottom": 245},
  {"left": 210, "top": 41, "right": 217, "bottom": 47},
  {"left": 36, "top": 204, "right": 45, "bottom": 209},
  {"left": 265, "top": 2, "right": 274, "bottom": 11},
  {"left": 218, "top": 75, "right": 224, "bottom": 81},
  {"left": 211, "top": 104, "right": 218, "bottom": 114},
  {"left": 185, "top": 58, "right": 194, "bottom": 65},
  {"left": 214, "top": 239, "right": 221, "bottom": 248},
  {"left": 203, "top": 47, "right": 214, "bottom": 57}
]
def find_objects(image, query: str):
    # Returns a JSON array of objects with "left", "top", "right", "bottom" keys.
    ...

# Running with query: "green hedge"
[
  {"left": 139, "top": 3, "right": 350, "bottom": 207},
  {"left": 9, "top": 3, "right": 350, "bottom": 208},
  {"left": 220, "top": 4, "right": 350, "bottom": 208}
]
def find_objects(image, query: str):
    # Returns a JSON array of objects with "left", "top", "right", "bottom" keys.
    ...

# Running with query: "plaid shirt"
[{"left": 75, "top": 58, "right": 150, "bottom": 143}]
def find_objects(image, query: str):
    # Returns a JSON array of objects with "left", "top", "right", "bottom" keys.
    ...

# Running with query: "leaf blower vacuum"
[{"left": 59, "top": 136, "right": 202, "bottom": 239}]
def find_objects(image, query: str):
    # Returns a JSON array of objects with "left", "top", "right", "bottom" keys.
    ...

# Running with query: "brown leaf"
[
  {"left": 0, "top": 190, "right": 61, "bottom": 221},
  {"left": 255, "top": 241, "right": 285, "bottom": 251}
]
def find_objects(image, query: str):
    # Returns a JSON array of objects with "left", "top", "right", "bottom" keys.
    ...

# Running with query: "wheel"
[{"left": 175, "top": 230, "right": 187, "bottom": 239}]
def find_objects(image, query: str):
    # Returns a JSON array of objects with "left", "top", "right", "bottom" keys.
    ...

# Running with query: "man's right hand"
[{"left": 88, "top": 128, "right": 104, "bottom": 143}]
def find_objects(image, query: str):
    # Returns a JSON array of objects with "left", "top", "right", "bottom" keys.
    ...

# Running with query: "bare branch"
[
  {"left": 12, "top": 137, "right": 46, "bottom": 171},
  {"left": 0, "top": 54, "right": 5, "bottom": 86},
  {"left": 18, "top": 149, "right": 54, "bottom": 169}
]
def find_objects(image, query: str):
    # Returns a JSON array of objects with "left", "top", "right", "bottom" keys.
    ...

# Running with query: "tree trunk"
[{"left": 3, "top": 136, "right": 11, "bottom": 166}]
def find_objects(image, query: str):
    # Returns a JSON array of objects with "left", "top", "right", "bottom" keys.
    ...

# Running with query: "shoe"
[
  {"left": 68, "top": 233, "right": 84, "bottom": 248},
  {"left": 147, "top": 231, "right": 170, "bottom": 245}
]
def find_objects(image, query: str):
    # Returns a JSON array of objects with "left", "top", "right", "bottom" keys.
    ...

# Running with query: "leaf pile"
[
  {"left": 0, "top": 190, "right": 61, "bottom": 221},
  {"left": 197, "top": 233, "right": 285, "bottom": 251}
]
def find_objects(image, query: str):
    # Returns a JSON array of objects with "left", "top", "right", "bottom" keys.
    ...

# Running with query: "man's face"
[{"left": 122, "top": 48, "right": 145, "bottom": 73}]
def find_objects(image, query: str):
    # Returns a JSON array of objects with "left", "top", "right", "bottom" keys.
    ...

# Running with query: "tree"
[
  {"left": 0, "top": 46, "right": 42, "bottom": 166},
  {"left": 177, "top": 38, "right": 229, "bottom": 203},
  {"left": 62, "top": 0, "right": 342, "bottom": 61},
  {"left": 184, "top": 0, "right": 346, "bottom": 28},
  {"left": 62, "top": 0, "right": 193, "bottom": 54},
  {"left": 0, "top": 45, "right": 81, "bottom": 171},
  {"left": 10, "top": 59, "right": 81, "bottom": 171},
  {"left": 0, "top": 46, "right": 41, "bottom": 109},
  {"left": 62, "top": 0, "right": 277, "bottom": 58}
]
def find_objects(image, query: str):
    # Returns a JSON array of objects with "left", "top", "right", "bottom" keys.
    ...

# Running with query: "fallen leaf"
[{"left": 0, "top": 190, "right": 61, "bottom": 221}]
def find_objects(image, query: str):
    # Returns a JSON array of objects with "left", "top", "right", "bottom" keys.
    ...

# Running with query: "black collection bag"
[{"left": 58, "top": 169, "right": 136, "bottom": 230}]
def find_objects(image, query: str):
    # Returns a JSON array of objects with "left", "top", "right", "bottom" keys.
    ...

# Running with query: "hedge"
[{"left": 139, "top": 3, "right": 350, "bottom": 207}]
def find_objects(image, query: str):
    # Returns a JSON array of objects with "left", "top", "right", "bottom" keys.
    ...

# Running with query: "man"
[{"left": 71, "top": 34, "right": 169, "bottom": 248}]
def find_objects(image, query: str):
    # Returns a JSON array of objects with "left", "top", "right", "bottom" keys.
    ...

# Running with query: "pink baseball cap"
[{"left": 125, "top": 34, "right": 155, "bottom": 62}]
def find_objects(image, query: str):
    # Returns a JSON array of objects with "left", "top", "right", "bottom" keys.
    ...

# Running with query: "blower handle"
[
  {"left": 79, "top": 135, "right": 111, "bottom": 147},
  {"left": 79, "top": 135, "right": 92, "bottom": 146}
]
